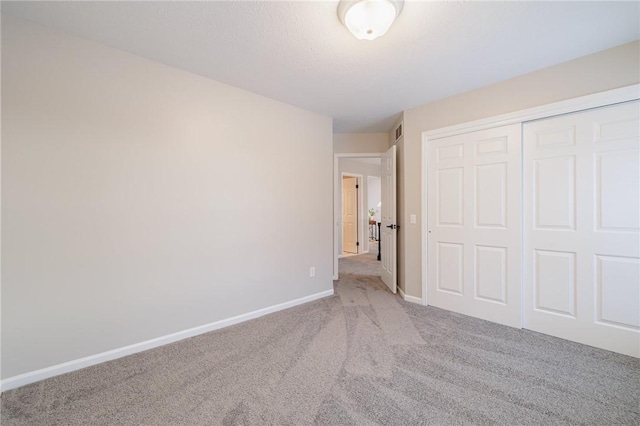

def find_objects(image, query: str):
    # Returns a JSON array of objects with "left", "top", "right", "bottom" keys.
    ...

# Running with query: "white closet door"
[
  {"left": 427, "top": 124, "right": 522, "bottom": 327},
  {"left": 523, "top": 101, "right": 640, "bottom": 357}
]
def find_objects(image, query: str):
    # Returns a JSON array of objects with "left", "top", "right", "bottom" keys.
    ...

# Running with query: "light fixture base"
[{"left": 338, "top": 0, "right": 404, "bottom": 41}]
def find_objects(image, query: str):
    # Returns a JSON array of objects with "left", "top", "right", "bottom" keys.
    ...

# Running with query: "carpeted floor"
[
  {"left": 2, "top": 273, "right": 639, "bottom": 425},
  {"left": 339, "top": 250, "right": 381, "bottom": 276},
  {"left": 368, "top": 240, "right": 379, "bottom": 256}
]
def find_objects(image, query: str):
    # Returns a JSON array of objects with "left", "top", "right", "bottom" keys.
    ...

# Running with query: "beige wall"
[
  {"left": 1, "top": 15, "right": 333, "bottom": 379},
  {"left": 333, "top": 133, "right": 389, "bottom": 154},
  {"left": 400, "top": 40, "right": 640, "bottom": 299}
]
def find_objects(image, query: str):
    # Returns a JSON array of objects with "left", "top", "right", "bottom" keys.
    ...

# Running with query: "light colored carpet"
[
  {"left": 339, "top": 252, "right": 381, "bottom": 276},
  {"left": 2, "top": 274, "right": 639, "bottom": 425},
  {"left": 368, "top": 240, "right": 379, "bottom": 256}
]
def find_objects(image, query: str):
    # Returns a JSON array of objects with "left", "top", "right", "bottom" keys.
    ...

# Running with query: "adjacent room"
[
  {"left": 2, "top": 1, "right": 639, "bottom": 424},
  {"left": 338, "top": 156, "right": 383, "bottom": 276}
]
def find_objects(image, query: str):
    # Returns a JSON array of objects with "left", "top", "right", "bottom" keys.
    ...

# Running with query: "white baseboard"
[
  {"left": 405, "top": 294, "right": 423, "bottom": 305},
  {"left": 398, "top": 287, "right": 423, "bottom": 305},
  {"left": 398, "top": 286, "right": 406, "bottom": 300},
  {"left": 0, "top": 289, "right": 334, "bottom": 393}
]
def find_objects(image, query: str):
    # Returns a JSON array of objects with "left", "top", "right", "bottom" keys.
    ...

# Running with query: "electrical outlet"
[
  {"left": 410, "top": 214, "right": 417, "bottom": 224},
  {"left": 309, "top": 267, "right": 316, "bottom": 278}
]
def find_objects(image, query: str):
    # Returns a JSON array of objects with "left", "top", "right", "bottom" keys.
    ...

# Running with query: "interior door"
[
  {"left": 342, "top": 176, "right": 358, "bottom": 254},
  {"left": 523, "top": 101, "right": 640, "bottom": 357},
  {"left": 427, "top": 124, "right": 522, "bottom": 327},
  {"left": 381, "top": 145, "right": 397, "bottom": 293}
]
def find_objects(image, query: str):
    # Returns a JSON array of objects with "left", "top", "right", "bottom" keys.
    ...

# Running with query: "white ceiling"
[{"left": 2, "top": 1, "right": 638, "bottom": 133}]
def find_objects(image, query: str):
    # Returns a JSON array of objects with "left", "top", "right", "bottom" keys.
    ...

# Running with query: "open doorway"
[
  {"left": 335, "top": 156, "right": 383, "bottom": 277},
  {"left": 367, "top": 175, "right": 381, "bottom": 257}
]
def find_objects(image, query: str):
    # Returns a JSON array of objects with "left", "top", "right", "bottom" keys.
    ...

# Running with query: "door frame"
[
  {"left": 334, "top": 153, "right": 383, "bottom": 280},
  {"left": 340, "top": 172, "right": 363, "bottom": 257},
  {"left": 421, "top": 84, "right": 640, "bottom": 307}
]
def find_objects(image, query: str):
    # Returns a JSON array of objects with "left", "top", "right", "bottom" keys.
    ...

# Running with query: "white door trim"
[
  {"left": 422, "top": 84, "right": 640, "bottom": 306},
  {"left": 423, "top": 84, "right": 639, "bottom": 141},
  {"left": 421, "top": 137, "right": 428, "bottom": 305},
  {"left": 334, "top": 153, "right": 383, "bottom": 280}
]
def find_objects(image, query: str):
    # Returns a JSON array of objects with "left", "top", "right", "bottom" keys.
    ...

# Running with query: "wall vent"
[{"left": 395, "top": 122, "right": 403, "bottom": 141}]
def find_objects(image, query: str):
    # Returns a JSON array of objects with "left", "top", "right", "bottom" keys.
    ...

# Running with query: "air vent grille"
[{"left": 395, "top": 123, "right": 403, "bottom": 141}]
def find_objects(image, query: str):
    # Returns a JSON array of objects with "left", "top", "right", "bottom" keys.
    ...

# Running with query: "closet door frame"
[{"left": 421, "top": 84, "right": 639, "bottom": 311}]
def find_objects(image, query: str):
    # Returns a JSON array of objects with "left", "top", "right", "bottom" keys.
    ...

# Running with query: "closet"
[{"left": 423, "top": 88, "right": 639, "bottom": 357}]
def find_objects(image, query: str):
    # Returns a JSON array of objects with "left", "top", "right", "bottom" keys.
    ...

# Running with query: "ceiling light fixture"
[{"left": 338, "top": 0, "right": 404, "bottom": 41}]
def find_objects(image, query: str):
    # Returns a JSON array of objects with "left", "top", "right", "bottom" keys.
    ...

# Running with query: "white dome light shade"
[{"left": 338, "top": 0, "right": 403, "bottom": 41}]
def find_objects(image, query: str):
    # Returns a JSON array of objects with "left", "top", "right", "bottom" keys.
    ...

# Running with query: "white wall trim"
[
  {"left": 334, "top": 153, "right": 383, "bottom": 280},
  {"left": 420, "top": 84, "right": 640, "bottom": 313},
  {"left": 421, "top": 131, "right": 429, "bottom": 306},
  {"left": 0, "top": 289, "right": 334, "bottom": 393},
  {"left": 405, "top": 294, "right": 423, "bottom": 305},
  {"left": 398, "top": 287, "right": 423, "bottom": 304},
  {"left": 398, "top": 286, "right": 406, "bottom": 300},
  {"left": 422, "top": 84, "right": 640, "bottom": 141}
]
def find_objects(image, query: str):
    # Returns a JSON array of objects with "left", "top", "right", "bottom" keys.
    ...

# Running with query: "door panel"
[
  {"left": 475, "top": 163, "right": 507, "bottom": 228},
  {"left": 523, "top": 100, "right": 640, "bottom": 357},
  {"left": 437, "top": 168, "right": 463, "bottom": 226},
  {"left": 427, "top": 124, "right": 522, "bottom": 327},
  {"left": 534, "top": 249, "right": 576, "bottom": 317},
  {"left": 437, "top": 242, "right": 463, "bottom": 294},
  {"left": 475, "top": 245, "right": 507, "bottom": 303},
  {"left": 596, "top": 150, "right": 639, "bottom": 230},
  {"left": 380, "top": 145, "right": 397, "bottom": 294},
  {"left": 534, "top": 156, "right": 575, "bottom": 229},
  {"left": 342, "top": 176, "right": 357, "bottom": 254},
  {"left": 597, "top": 255, "right": 640, "bottom": 328}
]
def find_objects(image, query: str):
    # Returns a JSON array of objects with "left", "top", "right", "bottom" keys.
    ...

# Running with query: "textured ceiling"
[{"left": 2, "top": 1, "right": 639, "bottom": 133}]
